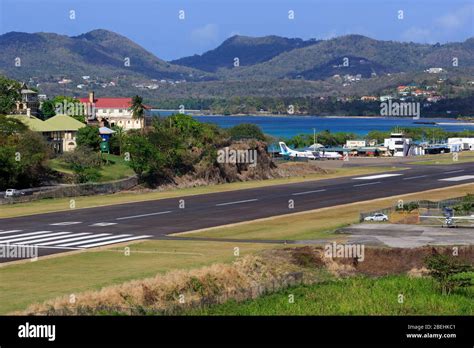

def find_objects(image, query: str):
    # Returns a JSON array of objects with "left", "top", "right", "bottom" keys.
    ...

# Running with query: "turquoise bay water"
[{"left": 191, "top": 116, "right": 474, "bottom": 138}]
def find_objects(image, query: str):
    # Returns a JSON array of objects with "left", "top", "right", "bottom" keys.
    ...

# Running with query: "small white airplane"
[
  {"left": 279, "top": 142, "right": 316, "bottom": 159},
  {"left": 420, "top": 208, "right": 474, "bottom": 228},
  {"left": 312, "top": 149, "right": 343, "bottom": 160}
]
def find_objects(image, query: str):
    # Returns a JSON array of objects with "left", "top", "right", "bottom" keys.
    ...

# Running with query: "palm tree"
[
  {"left": 112, "top": 125, "right": 125, "bottom": 155},
  {"left": 130, "top": 95, "right": 145, "bottom": 133}
]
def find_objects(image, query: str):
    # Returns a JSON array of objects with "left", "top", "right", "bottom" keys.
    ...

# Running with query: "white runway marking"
[
  {"left": 77, "top": 235, "right": 151, "bottom": 248},
  {"left": 353, "top": 181, "right": 381, "bottom": 187},
  {"left": 16, "top": 233, "right": 90, "bottom": 244},
  {"left": 0, "top": 231, "right": 52, "bottom": 240},
  {"left": 35, "top": 233, "right": 110, "bottom": 246},
  {"left": 353, "top": 174, "right": 403, "bottom": 180},
  {"left": 58, "top": 234, "right": 132, "bottom": 247},
  {"left": 439, "top": 175, "right": 474, "bottom": 182},
  {"left": 403, "top": 175, "right": 428, "bottom": 180},
  {"left": 0, "top": 230, "right": 23, "bottom": 235},
  {"left": 90, "top": 222, "right": 117, "bottom": 227},
  {"left": 0, "top": 243, "right": 82, "bottom": 250},
  {"left": 1, "top": 230, "right": 153, "bottom": 252},
  {"left": 50, "top": 222, "right": 82, "bottom": 226},
  {"left": 116, "top": 211, "right": 172, "bottom": 220},
  {"left": 216, "top": 199, "right": 259, "bottom": 206},
  {"left": 0, "top": 232, "right": 70, "bottom": 243},
  {"left": 444, "top": 170, "right": 465, "bottom": 174},
  {"left": 292, "top": 189, "right": 326, "bottom": 196}
]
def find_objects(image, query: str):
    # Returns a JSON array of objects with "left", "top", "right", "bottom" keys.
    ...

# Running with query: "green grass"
[
  {"left": 409, "top": 151, "right": 474, "bottom": 165},
  {"left": 188, "top": 275, "right": 474, "bottom": 315},
  {"left": 99, "top": 153, "right": 135, "bottom": 181},
  {"left": 48, "top": 154, "right": 134, "bottom": 182},
  {"left": 0, "top": 240, "right": 282, "bottom": 314},
  {"left": 0, "top": 166, "right": 400, "bottom": 219}
]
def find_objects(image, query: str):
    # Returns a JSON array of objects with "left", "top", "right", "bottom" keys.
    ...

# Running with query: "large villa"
[{"left": 78, "top": 91, "right": 150, "bottom": 130}]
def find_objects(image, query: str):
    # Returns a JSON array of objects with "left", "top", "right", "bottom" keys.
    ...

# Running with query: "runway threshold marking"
[
  {"left": 116, "top": 211, "right": 172, "bottom": 220},
  {"left": 0, "top": 231, "right": 53, "bottom": 240},
  {"left": 77, "top": 235, "right": 151, "bottom": 248},
  {"left": 0, "top": 243, "right": 83, "bottom": 250},
  {"left": 353, "top": 181, "right": 382, "bottom": 187},
  {"left": 15, "top": 233, "right": 91, "bottom": 244},
  {"left": 0, "top": 230, "right": 23, "bottom": 235},
  {"left": 0, "top": 232, "right": 71, "bottom": 243},
  {"left": 353, "top": 174, "right": 403, "bottom": 180},
  {"left": 292, "top": 189, "right": 327, "bottom": 196},
  {"left": 439, "top": 175, "right": 474, "bottom": 182},
  {"left": 58, "top": 234, "right": 133, "bottom": 247},
  {"left": 215, "top": 198, "right": 259, "bottom": 206},
  {"left": 36, "top": 233, "right": 111, "bottom": 246}
]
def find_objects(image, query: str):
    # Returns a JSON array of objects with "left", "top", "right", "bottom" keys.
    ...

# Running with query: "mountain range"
[{"left": 0, "top": 29, "right": 473, "bottom": 98}]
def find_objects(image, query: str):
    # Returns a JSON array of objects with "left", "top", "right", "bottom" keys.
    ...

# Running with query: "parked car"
[
  {"left": 364, "top": 213, "right": 388, "bottom": 222},
  {"left": 4, "top": 189, "right": 24, "bottom": 198}
]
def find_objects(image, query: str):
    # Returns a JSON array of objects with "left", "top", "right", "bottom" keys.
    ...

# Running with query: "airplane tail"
[{"left": 279, "top": 142, "right": 290, "bottom": 155}]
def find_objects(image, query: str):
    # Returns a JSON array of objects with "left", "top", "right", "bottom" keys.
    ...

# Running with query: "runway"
[{"left": 1, "top": 162, "right": 473, "bottom": 262}]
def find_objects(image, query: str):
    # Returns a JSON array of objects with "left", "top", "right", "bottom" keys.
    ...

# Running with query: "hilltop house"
[
  {"left": 79, "top": 92, "right": 150, "bottom": 130},
  {"left": 13, "top": 84, "right": 40, "bottom": 117},
  {"left": 8, "top": 114, "right": 85, "bottom": 153}
]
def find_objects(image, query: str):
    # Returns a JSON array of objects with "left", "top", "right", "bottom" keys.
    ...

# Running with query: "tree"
[
  {"left": 228, "top": 123, "right": 265, "bottom": 141},
  {"left": 61, "top": 146, "right": 102, "bottom": 183},
  {"left": 130, "top": 95, "right": 145, "bottom": 132},
  {"left": 39, "top": 99, "right": 56, "bottom": 120},
  {"left": 76, "top": 126, "right": 102, "bottom": 151},
  {"left": 0, "top": 116, "right": 50, "bottom": 190},
  {"left": 124, "top": 135, "right": 164, "bottom": 184},
  {"left": 425, "top": 254, "right": 473, "bottom": 295},
  {"left": 0, "top": 115, "right": 27, "bottom": 136},
  {"left": 0, "top": 76, "right": 21, "bottom": 115},
  {"left": 110, "top": 125, "right": 126, "bottom": 155}
]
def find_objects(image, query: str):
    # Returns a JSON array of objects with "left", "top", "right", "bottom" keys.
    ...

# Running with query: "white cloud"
[
  {"left": 435, "top": 4, "right": 474, "bottom": 31},
  {"left": 401, "top": 27, "right": 433, "bottom": 43},
  {"left": 190, "top": 24, "right": 219, "bottom": 46}
]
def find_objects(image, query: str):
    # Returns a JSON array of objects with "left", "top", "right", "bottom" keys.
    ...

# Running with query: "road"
[{"left": 1, "top": 162, "right": 473, "bottom": 262}]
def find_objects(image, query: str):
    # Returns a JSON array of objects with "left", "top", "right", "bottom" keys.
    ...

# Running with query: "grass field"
[
  {"left": 0, "top": 240, "right": 283, "bottom": 314},
  {"left": 48, "top": 154, "right": 135, "bottom": 182},
  {"left": 0, "top": 166, "right": 400, "bottom": 219},
  {"left": 177, "top": 183, "right": 474, "bottom": 240},
  {"left": 188, "top": 275, "right": 474, "bottom": 315},
  {"left": 409, "top": 151, "right": 474, "bottom": 165}
]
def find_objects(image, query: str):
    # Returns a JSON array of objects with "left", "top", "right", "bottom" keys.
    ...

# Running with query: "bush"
[
  {"left": 61, "top": 146, "right": 102, "bottom": 183},
  {"left": 425, "top": 254, "right": 473, "bottom": 295},
  {"left": 228, "top": 123, "right": 265, "bottom": 141}
]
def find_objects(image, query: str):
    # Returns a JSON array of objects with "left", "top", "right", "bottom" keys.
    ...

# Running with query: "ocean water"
[{"left": 190, "top": 116, "right": 474, "bottom": 138}]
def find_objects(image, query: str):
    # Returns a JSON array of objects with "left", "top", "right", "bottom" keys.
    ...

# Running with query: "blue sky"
[{"left": 0, "top": 0, "right": 473, "bottom": 60}]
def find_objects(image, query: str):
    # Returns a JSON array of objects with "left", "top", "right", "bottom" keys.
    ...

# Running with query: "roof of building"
[
  {"left": 99, "top": 126, "right": 115, "bottom": 134},
  {"left": 8, "top": 115, "right": 57, "bottom": 132},
  {"left": 44, "top": 114, "right": 86, "bottom": 131},
  {"left": 78, "top": 96, "right": 151, "bottom": 109},
  {"left": 78, "top": 97, "right": 132, "bottom": 108}
]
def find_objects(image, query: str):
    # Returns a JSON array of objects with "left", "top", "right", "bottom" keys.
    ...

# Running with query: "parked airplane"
[
  {"left": 279, "top": 142, "right": 316, "bottom": 159},
  {"left": 420, "top": 207, "right": 474, "bottom": 228},
  {"left": 312, "top": 149, "right": 343, "bottom": 160}
]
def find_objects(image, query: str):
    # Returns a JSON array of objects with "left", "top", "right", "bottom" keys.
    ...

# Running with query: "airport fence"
[
  {"left": 359, "top": 195, "right": 467, "bottom": 222},
  {"left": 34, "top": 272, "right": 305, "bottom": 316},
  {"left": 0, "top": 176, "right": 138, "bottom": 205}
]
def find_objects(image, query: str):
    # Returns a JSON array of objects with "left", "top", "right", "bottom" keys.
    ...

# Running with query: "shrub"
[{"left": 425, "top": 254, "right": 473, "bottom": 295}]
